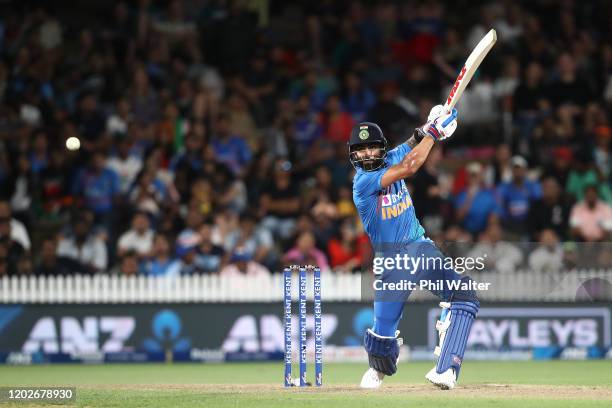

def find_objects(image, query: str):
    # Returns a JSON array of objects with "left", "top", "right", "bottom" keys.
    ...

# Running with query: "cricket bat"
[{"left": 444, "top": 29, "right": 497, "bottom": 110}]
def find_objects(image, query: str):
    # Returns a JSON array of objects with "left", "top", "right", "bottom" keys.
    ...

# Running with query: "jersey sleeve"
[
  {"left": 386, "top": 142, "right": 412, "bottom": 165},
  {"left": 353, "top": 170, "right": 384, "bottom": 198}
]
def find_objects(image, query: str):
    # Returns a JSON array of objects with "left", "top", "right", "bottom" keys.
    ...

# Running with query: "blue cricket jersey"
[{"left": 352, "top": 143, "right": 425, "bottom": 245}]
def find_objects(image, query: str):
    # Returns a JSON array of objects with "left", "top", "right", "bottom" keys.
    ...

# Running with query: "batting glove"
[{"left": 423, "top": 107, "right": 458, "bottom": 142}]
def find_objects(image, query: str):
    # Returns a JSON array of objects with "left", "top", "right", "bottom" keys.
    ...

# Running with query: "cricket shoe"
[
  {"left": 359, "top": 368, "right": 385, "bottom": 389},
  {"left": 425, "top": 366, "right": 456, "bottom": 390}
]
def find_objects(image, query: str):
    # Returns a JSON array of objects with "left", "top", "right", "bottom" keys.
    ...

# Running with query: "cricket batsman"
[{"left": 350, "top": 106, "right": 479, "bottom": 390}]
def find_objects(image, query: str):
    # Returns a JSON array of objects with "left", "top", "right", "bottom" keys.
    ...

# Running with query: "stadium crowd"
[{"left": 0, "top": 0, "right": 611, "bottom": 277}]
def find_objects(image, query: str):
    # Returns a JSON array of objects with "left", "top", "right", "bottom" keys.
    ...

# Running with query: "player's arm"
[
  {"left": 381, "top": 136, "right": 435, "bottom": 188},
  {"left": 381, "top": 107, "right": 458, "bottom": 188}
]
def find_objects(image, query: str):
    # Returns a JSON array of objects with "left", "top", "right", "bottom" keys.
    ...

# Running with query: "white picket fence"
[{"left": 0, "top": 270, "right": 610, "bottom": 303}]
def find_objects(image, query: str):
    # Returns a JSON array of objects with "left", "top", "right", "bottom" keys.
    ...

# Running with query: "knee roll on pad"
[
  {"left": 364, "top": 329, "right": 401, "bottom": 376},
  {"left": 450, "top": 277, "right": 480, "bottom": 307}
]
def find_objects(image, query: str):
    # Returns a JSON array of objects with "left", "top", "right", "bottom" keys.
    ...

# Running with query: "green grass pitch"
[{"left": 1, "top": 361, "right": 611, "bottom": 407}]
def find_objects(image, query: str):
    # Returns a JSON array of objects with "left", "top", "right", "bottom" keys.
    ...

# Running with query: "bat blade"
[{"left": 444, "top": 29, "right": 497, "bottom": 110}]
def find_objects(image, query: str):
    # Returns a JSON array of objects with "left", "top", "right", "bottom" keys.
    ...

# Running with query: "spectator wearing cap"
[
  {"left": 496, "top": 156, "right": 541, "bottom": 237},
  {"left": 140, "top": 234, "right": 176, "bottom": 276},
  {"left": 117, "top": 211, "right": 154, "bottom": 258},
  {"left": 454, "top": 162, "right": 500, "bottom": 236},
  {"left": 569, "top": 184, "right": 612, "bottom": 242},
  {"left": 219, "top": 247, "right": 270, "bottom": 277},
  {"left": 528, "top": 177, "right": 570, "bottom": 240},
  {"left": 167, "top": 229, "right": 204, "bottom": 276},
  {"left": 56, "top": 212, "right": 108, "bottom": 274}
]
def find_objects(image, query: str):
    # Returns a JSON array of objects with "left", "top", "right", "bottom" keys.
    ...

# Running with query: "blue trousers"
[{"left": 372, "top": 239, "right": 465, "bottom": 337}]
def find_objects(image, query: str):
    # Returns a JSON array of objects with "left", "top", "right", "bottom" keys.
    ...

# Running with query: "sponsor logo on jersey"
[{"left": 380, "top": 186, "right": 413, "bottom": 220}]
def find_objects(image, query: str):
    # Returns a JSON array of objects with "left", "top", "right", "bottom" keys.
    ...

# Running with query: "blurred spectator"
[
  {"left": 528, "top": 177, "right": 570, "bottom": 240},
  {"left": 512, "top": 62, "right": 547, "bottom": 148},
  {"left": 322, "top": 94, "right": 354, "bottom": 143},
  {"left": 542, "top": 147, "right": 572, "bottom": 189},
  {"left": 496, "top": 156, "right": 541, "bottom": 237},
  {"left": 367, "top": 82, "right": 415, "bottom": 143},
  {"left": 34, "top": 236, "right": 76, "bottom": 276},
  {"left": 9, "top": 155, "right": 33, "bottom": 224},
  {"left": 292, "top": 95, "right": 323, "bottom": 154},
  {"left": 548, "top": 53, "right": 590, "bottom": 109},
  {"left": 211, "top": 114, "right": 252, "bottom": 177},
  {"left": 454, "top": 162, "right": 500, "bottom": 236},
  {"left": 226, "top": 213, "right": 275, "bottom": 269},
  {"left": 592, "top": 126, "right": 610, "bottom": 181},
  {"left": 212, "top": 165, "right": 248, "bottom": 214},
  {"left": 141, "top": 234, "right": 176, "bottom": 276},
  {"left": 107, "top": 137, "right": 143, "bottom": 195},
  {"left": 56, "top": 212, "right": 107, "bottom": 274},
  {"left": 283, "top": 231, "right": 330, "bottom": 272},
  {"left": 528, "top": 229, "right": 564, "bottom": 273},
  {"left": 72, "top": 151, "right": 120, "bottom": 225},
  {"left": 411, "top": 146, "right": 444, "bottom": 234},
  {"left": 167, "top": 229, "right": 204, "bottom": 276},
  {"left": 327, "top": 218, "right": 368, "bottom": 272},
  {"left": 195, "top": 224, "right": 226, "bottom": 274},
  {"left": 38, "top": 149, "right": 73, "bottom": 217},
  {"left": 569, "top": 185, "right": 612, "bottom": 242},
  {"left": 486, "top": 144, "right": 512, "bottom": 186},
  {"left": 468, "top": 223, "right": 523, "bottom": 273},
  {"left": 342, "top": 72, "right": 376, "bottom": 122},
  {"left": 566, "top": 149, "right": 612, "bottom": 205},
  {"left": 259, "top": 161, "right": 300, "bottom": 240},
  {"left": 0, "top": 201, "right": 31, "bottom": 251},
  {"left": 117, "top": 211, "right": 154, "bottom": 258},
  {"left": 0, "top": 215, "right": 26, "bottom": 276},
  {"left": 219, "top": 247, "right": 270, "bottom": 277},
  {"left": 117, "top": 251, "right": 140, "bottom": 276}
]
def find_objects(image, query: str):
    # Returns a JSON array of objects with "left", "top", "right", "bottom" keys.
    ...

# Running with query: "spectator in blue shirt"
[
  {"left": 73, "top": 151, "right": 120, "bottom": 220},
  {"left": 210, "top": 114, "right": 252, "bottom": 177},
  {"left": 454, "top": 162, "right": 500, "bottom": 236},
  {"left": 496, "top": 156, "right": 542, "bottom": 237},
  {"left": 292, "top": 95, "right": 322, "bottom": 154},
  {"left": 140, "top": 234, "right": 176, "bottom": 276},
  {"left": 342, "top": 72, "right": 376, "bottom": 122}
]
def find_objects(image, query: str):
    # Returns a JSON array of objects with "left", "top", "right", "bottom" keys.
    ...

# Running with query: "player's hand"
[{"left": 423, "top": 107, "right": 458, "bottom": 142}]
